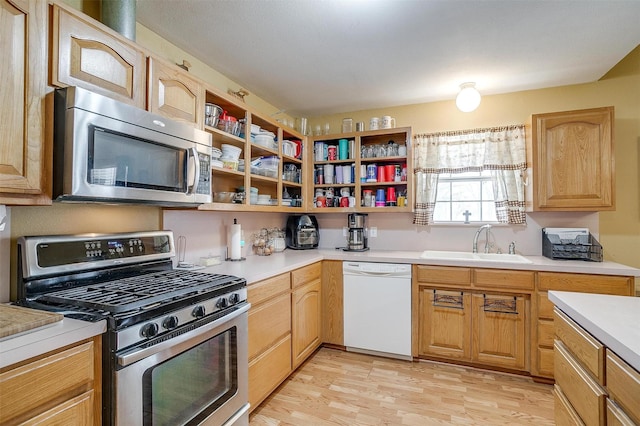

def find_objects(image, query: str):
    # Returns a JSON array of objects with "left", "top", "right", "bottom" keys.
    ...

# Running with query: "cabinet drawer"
[
  {"left": 538, "top": 319, "right": 555, "bottom": 347},
  {"left": 606, "top": 350, "right": 640, "bottom": 424},
  {"left": 415, "top": 265, "right": 471, "bottom": 286},
  {"left": 474, "top": 269, "right": 534, "bottom": 291},
  {"left": 538, "top": 272, "right": 632, "bottom": 294},
  {"left": 248, "top": 334, "right": 292, "bottom": 410},
  {"left": 554, "top": 384, "right": 586, "bottom": 426},
  {"left": 607, "top": 399, "right": 636, "bottom": 426},
  {"left": 22, "top": 390, "right": 94, "bottom": 426},
  {"left": 554, "top": 308, "right": 605, "bottom": 383},
  {"left": 537, "top": 292, "right": 554, "bottom": 319},
  {"left": 0, "top": 341, "right": 95, "bottom": 424},
  {"left": 554, "top": 341, "right": 606, "bottom": 426},
  {"left": 248, "top": 293, "right": 291, "bottom": 360},
  {"left": 291, "top": 262, "right": 321, "bottom": 289},
  {"left": 248, "top": 273, "right": 290, "bottom": 305}
]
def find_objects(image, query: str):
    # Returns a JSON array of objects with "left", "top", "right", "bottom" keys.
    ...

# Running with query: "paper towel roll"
[{"left": 230, "top": 221, "right": 242, "bottom": 260}]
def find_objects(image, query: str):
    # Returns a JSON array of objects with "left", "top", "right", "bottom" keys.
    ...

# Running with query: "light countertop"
[
  {"left": 2, "top": 249, "right": 637, "bottom": 368},
  {"left": 200, "top": 249, "right": 640, "bottom": 284},
  {"left": 549, "top": 291, "right": 640, "bottom": 371},
  {"left": 0, "top": 317, "right": 106, "bottom": 369}
]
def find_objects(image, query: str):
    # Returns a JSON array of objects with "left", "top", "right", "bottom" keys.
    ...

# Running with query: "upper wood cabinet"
[
  {"left": 0, "top": 0, "right": 50, "bottom": 205},
  {"left": 147, "top": 57, "right": 205, "bottom": 129},
  {"left": 50, "top": 4, "right": 146, "bottom": 108},
  {"left": 527, "top": 106, "right": 615, "bottom": 211}
]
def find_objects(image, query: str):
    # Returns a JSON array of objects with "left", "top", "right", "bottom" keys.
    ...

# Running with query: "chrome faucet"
[
  {"left": 509, "top": 241, "right": 516, "bottom": 255},
  {"left": 472, "top": 224, "right": 492, "bottom": 253}
]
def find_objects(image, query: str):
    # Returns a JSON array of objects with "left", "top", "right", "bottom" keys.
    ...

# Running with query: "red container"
[
  {"left": 387, "top": 187, "right": 396, "bottom": 201},
  {"left": 385, "top": 165, "right": 395, "bottom": 182},
  {"left": 377, "top": 166, "right": 386, "bottom": 182},
  {"left": 327, "top": 145, "right": 337, "bottom": 160}
]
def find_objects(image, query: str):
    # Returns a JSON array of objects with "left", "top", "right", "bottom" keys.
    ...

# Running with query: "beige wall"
[{"left": 309, "top": 46, "right": 640, "bottom": 268}]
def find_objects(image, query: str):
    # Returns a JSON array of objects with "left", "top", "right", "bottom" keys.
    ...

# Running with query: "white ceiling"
[{"left": 136, "top": 0, "right": 640, "bottom": 117}]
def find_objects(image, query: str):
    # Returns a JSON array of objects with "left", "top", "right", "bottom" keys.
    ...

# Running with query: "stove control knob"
[
  {"left": 162, "top": 315, "right": 179, "bottom": 330},
  {"left": 141, "top": 323, "right": 159, "bottom": 338},
  {"left": 228, "top": 293, "right": 240, "bottom": 304},
  {"left": 216, "top": 297, "right": 228, "bottom": 309},
  {"left": 192, "top": 305, "right": 206, "bottom": 318}
]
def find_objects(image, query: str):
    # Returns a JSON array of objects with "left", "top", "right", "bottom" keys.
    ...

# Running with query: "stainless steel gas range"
[{"left": 16, "top": 231, "right": 249, "bottom": 426}]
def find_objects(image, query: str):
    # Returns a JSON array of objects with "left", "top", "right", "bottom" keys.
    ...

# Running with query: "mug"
[
  {"left": 340, "top": 187, "right": 350, "bottom": 197},
  {"left": 382, "top": 116, "right": 396, "bottom": 129},
  {"left": 370, "top": 117, "right": 380, "bottom": 130},
  {"left": 340, "top": 197, "right": 349, "bottom": 207}
]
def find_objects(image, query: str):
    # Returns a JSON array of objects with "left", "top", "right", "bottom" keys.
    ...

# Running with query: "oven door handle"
[{"left": 116, "top": 303, "right": 250, "bottom": 367}]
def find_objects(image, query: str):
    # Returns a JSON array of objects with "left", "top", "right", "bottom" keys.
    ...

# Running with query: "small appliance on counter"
[
  {"left": 285, "top": 215, "right": 319, "bottom": 249},
  {"left": 344, "top": 213, "right": 369, "bottom": 252}
]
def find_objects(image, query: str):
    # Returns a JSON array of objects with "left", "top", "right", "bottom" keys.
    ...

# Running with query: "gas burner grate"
[{"left": 38, "top": 270, "right": 242, "bottom": 313}]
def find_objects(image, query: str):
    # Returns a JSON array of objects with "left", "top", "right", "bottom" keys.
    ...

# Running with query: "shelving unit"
[
  {"left": 308, "top": 127, "right": 412, "bottom": 213},
  {"left": 198, "top": 85, "right": 307, "bottom": 212}
]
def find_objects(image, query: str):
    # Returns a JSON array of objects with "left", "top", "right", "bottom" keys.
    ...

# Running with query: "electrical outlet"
[{"left": 369, "top": 227, "right": 378, "bottom": 238}]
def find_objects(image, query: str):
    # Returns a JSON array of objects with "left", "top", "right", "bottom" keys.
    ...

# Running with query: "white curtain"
[{"left": 413, "top": 125, "right": 527, "bottom": 225}]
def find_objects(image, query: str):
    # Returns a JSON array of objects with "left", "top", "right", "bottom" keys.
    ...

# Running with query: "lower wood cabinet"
[
  {"left": 248, "top": 262, "right": 322, "bottom": 412},
  {"left": 247, "top": 273, "right": 291, "bottom": 410},
  {"left": 0, "top": 336, "right": 101, "bottom": 425},
  {"left": 419, "top": 288, "right": 527, "bottom": 371},
  {"left": 292, "top": 278, "right": 321, "bottom": 369},
  {"left": 533, "top": 272, "right": 634, "bottom": 379},
  {"left": 471, "top": 293, "right": 527, "bottom": 370},
  {"left": 553, "top": 307, "right": 640, "bottom": 426},
  {"left": 416, "top": 266, "right": 530, "bottom": 372}
]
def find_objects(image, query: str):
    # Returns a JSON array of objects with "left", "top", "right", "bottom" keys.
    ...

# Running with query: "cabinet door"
[
  {"left": 291, "top": 278, "right": 322, "bottom": 368},
  {"left": 147, "top": 57, "right": 204, "bottom": 129},
  {"left": 418, "top": 288, "right": 471, "bottom": 360},
  {"left": 530, "top": 106, "right": 614, "bottom": 211},
  {"left": 472, "top": 293, "right": 527, "bottom": 370},
  {"left": 50, "top": 4, "right": 146, "bottom": 108},
  {"left": 0, "top": 0, "right": 49, "bottom": 204}
]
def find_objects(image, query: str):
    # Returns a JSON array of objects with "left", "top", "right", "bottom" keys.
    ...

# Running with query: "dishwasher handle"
[{"left": 343, "top": 261, "right": 412, "bottom": 278}]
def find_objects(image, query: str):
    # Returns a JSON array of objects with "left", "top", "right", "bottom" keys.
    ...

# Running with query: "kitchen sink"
[{"left": 420, "top": 250, "right": 533, "bottom": 264}]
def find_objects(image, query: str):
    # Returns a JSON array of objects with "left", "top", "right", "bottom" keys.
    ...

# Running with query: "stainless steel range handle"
[{"left": 117, "top": 303, "right": 250, "bottom": 367}]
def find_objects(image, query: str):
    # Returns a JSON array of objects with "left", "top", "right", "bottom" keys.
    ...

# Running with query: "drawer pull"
[
  {"left": 433, "top": 290, "right": 464, "bottom": 309},
  {"left": 483, "top": 295, "right": 518, "bottom": 314}
]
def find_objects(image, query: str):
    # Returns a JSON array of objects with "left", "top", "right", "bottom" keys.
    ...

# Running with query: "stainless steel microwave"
[{"left": 53, "top": 87, "right": 212, "bottom": 206}]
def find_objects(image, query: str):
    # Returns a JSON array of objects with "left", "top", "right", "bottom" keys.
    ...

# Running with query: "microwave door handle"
[{"left": 186, "top": 147, "right": 200, "bottom": 195}]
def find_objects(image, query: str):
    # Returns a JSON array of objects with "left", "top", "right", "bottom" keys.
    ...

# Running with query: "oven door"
[{"left": 114, "top": 304, "right": 249, "bottom": 426}]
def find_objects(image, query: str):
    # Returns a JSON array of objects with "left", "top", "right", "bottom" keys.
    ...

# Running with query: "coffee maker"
[{"left": 345, "top": 213, "right": 369, "bottom": 251}]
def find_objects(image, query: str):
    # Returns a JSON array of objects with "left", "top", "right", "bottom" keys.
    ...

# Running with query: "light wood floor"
[{"left": 250, "top": 348, "right": 554, "bottom": 425}]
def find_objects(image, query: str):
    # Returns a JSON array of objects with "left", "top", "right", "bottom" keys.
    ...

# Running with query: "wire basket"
[{"left": 542, "top": 230, "right": 603, "bottom": 262}]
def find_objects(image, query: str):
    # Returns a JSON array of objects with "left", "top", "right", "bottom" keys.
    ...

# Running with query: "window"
[
  {"left": 434, "top": 171, "right": 498, "bottom": 223},
  {"left": 413, "top": 125, "right": 527, "bottom": 226}
]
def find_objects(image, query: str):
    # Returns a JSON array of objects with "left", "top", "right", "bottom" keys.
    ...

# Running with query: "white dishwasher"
[{"left": 343, "top": 261, "right": 412, "bottom": 360}]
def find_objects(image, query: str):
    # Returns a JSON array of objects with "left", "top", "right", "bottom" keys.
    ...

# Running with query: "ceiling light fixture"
[{"left": 456, "top": 82, "right": 481, "bottom": 112}]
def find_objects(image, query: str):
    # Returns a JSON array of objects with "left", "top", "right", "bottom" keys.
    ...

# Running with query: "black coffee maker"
[
  {"left": 345, "top": 213, "right": 369, "bottom": 251},
  {"left": 285, "top": 215, "right": 319, "bottom": 249}
]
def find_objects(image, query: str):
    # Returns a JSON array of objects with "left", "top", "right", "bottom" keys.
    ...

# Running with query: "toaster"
[{"left": 285, "top": 215, "right": 319, "bottom": 250}]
